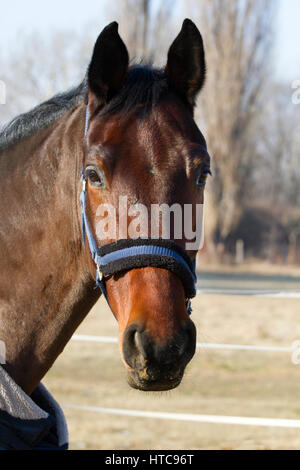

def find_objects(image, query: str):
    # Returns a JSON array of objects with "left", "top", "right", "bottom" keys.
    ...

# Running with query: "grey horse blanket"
[{"left": 0, "top": 366, "right": 68, "bottom": 450}]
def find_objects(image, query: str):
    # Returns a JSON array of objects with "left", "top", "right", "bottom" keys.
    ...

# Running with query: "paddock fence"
[{"left": 62, "top": 286, "right": 300, "bottom": 431}]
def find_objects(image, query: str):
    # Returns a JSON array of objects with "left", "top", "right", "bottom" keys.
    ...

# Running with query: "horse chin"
[{"left": 125, "top": 369, "right": 184, "bottom": 392}]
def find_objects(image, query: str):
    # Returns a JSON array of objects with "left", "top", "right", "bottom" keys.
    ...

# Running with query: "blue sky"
[{"left": 0, "top": 0, "right": 299, "bottom": 81}]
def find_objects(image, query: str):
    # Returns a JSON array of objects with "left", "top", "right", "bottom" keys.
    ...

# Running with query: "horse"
[{"left": 0, "top": 19, "right": 209, "bottom": 449}]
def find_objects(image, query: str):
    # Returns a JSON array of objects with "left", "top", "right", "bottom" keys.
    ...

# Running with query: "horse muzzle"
[{"left": 122, "top": 321, "right": 197, "bottom": 391}]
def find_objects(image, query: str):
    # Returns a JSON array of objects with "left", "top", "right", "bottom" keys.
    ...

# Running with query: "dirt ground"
[{"left": 43, "top": 264, "right": 300, "bottom": 450}]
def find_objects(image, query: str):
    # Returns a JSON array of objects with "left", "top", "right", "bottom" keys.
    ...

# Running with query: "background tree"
[
  {"left": 188, "top": 0, "right": 278, "bottom": 250},
  {"left": 110, "top": 0, "right": 175, "bottom": 63},
  {"left": 0, "top": 28, "right": 97, "bottom": 127}
]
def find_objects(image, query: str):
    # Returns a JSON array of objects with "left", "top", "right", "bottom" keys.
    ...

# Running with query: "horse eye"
[
  {"left": 85, "top": 166, "right": 105, "bottom": 188},
  {"left": 196, "top": 166, "right": 211, "bottom": 188}
]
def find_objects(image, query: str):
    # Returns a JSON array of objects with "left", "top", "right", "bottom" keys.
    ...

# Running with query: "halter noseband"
[{"left": 80, "top": 107, "right": 196, "bottom": 314}]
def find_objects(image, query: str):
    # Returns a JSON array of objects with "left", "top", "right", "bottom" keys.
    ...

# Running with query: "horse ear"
[
  {"left": 87, "top": 22, "right": 129, "bottom": 109},
  {"left": 166, "top": 19, "right": 206, "bottom": 108}
]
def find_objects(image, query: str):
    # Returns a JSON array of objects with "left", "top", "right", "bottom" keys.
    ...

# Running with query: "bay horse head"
[{"left": 83, "top": 19, "right": 209, "bottom": 391}]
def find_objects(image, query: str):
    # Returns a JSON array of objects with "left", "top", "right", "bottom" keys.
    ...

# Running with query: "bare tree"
[
  {"left": 0, "top": 3, "right": 176, "bottom": 128},
  {"left": 254, "top": 82, "right": 300, "bottom": 208},
  {"left": 0, "top": 27, "right": 98, "bottom": 128},
  {"left": 110, "top": 0, "right": 176, "bottom": 63},
  {"left": 188, "top": 0, "right": 277, "bottom": 247}
]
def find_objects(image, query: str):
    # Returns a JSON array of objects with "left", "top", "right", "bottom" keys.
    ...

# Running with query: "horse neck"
[{"left": 0, "top": 103, "right": 100, "bottom": 395}]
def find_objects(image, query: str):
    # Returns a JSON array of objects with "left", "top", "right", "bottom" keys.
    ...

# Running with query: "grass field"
[{"left": 43, "top": 266, "right": 300, "bottom": 450}]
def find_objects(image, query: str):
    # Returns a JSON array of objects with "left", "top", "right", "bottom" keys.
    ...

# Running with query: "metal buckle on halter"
[
  {"left": 82, "top": 178, "right": 86, "bottom": 192},
  {"left": 96, "top": 264, "right": 103, "bottom": 281}
]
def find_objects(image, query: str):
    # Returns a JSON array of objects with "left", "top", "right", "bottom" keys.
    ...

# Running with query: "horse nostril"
[
  {"left": 123, "top": 324, "right": 147, "bottom": 370},
  {"left": 182, "top": 320, "right": 197, "bottom": 362},
  {"left": 156, "top": 322, "right": 196, "bottom": 365},
  {"left": 123, "top": 321, "right": 196, "bottom": 372},
  {"left": 134, "top": 330, "right": 147, "bottom": 359}
]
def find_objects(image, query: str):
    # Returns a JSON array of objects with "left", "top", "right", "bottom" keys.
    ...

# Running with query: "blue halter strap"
[{"left": 80, "top": 107, "right": 196, "bottom": 314}]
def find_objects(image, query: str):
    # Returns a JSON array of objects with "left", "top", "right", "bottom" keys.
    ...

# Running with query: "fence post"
[{"left": 235, "top": 239, "right": 244, "bottom": 265}]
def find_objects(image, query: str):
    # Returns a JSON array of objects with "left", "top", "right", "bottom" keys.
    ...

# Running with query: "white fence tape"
[
  {"left": 71, "top": 334, "right": 295, "bottom": 354},
  {"left": 63, "top": 403, "right": 300, "bottom": 429}
]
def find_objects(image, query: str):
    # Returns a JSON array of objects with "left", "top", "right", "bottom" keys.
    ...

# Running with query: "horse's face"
[{"left": 84, "top": 20, "right": 208, "bottom": 391}]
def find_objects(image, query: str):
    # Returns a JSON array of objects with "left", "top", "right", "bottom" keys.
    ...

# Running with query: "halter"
[{"left": 80, "top": 107, "right": 197, "bottom": 314}]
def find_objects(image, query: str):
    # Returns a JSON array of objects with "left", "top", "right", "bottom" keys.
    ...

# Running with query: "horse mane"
[
  {"left": 0, "top": 80, "right": 88, "bottom": 153},
  {"left": 0, "top": 65, "right": 168, "bottom": 153}
]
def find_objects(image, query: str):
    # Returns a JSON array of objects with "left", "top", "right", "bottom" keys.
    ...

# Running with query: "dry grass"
[{"left": 43, "top": 281, "right": 300, "bottom": 450}]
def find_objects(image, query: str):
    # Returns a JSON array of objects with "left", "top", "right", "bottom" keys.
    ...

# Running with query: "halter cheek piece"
[{"left": 80, "top": 108, "right": 197, "bottom": 314}]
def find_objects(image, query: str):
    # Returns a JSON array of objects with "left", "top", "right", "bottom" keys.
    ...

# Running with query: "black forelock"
[{"left": 99, "top": 64, "right": 168, "bottom": 117}]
